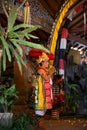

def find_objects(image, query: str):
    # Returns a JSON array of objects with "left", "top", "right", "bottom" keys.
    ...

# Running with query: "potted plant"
[
  {"left": 11, "top": 112, "right": 38, "bottom": 130},
  {"left": 0, "top": 84, "right": 19, "bottom": 127}
]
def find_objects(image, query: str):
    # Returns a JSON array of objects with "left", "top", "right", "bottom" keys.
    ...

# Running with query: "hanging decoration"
[
  {"left": 59, "top": 28, "right": 68, "bottom": 75},
  {"left": 58, "top": 2, "right": 83, "bottom": 76},
  {"left": 50, "top": 0, "right": 78, "bottom": 55},
  {"left": 50, "top": 0, "right": 84, "bottom": 76},
  {"left": 24, "top": 1, "right": 31, "bottom": 24},
  {"left": 51, "top": 1, "right": 83, "bottom": 56}
]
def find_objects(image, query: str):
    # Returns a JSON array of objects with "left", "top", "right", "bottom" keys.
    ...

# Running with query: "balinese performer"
[{"left": 31, "top": 51, "right": 55, "bottom": 129}]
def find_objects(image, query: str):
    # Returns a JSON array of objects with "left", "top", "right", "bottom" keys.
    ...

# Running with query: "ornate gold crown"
[{"left": 37, "top": 52, "right": 49, "bottom": 63}]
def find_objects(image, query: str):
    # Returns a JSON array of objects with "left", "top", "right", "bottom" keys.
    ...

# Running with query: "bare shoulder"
[{"left": 38, "top": 69, "right": 46, "bottom": 75}]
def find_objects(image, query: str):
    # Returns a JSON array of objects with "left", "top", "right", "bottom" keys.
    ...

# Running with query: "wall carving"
[{"left": 0, "top": 0, "right": 54, "bottom": 33}]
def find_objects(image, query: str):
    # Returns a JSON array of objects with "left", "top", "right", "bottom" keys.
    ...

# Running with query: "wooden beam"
[
  {"left": 69, "top": 25, "right": 87, "bottom": 33},
  {"left": 46, "top": 0, "right": 58, "bottom": 12},
  {"left": 69, "top": 15, "right": 84, "bottom": 29},
  {"left": 38, "top": 0, "right": 55, "bottom": 18},
  {"left": 68, "top": 33, "right": 87, "bottom": 46}
]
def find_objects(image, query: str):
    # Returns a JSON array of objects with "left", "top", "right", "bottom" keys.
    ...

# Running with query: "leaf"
[
  {"left": 10, "top": 31, "right": 29, "bottom": 40},
  {"left": 8, "top": 31, "right": 21, "bottom": 39},
  {"left": 11, "top": 24, "right": 40, "bottom": 32},
  {"left": 20, "top": 26, "right": 40, "bottom": 34},
  {"left": 0, "top": 24, "right": 4, "bottom": 36},
  {"left": 17, "top": 54, "right": 26, "bottom": 67},
  {"left": 10, "top": 39, "right": 50, "bottom": 53},
  {"left": 6, "top": 84, "right": 17, "bottom": 97},
  {"left": 2, "top": 48, "right": 6, "bottom": 71},
  {"left": 69, "top": 84, "right": 78, "bottom": 92},
  {"left": 8, "top": 27, "right": 39, "bottom": 40},
  {"left": 7, "top": 8, "right": 17, "bottom": 32},
  {"left": 0, "top": 97, "right": 5, "bottom": 104},
  {"left": 9, "top": 44, "right": 26, "bottom": 74},
  {"left": 0, "top": 36, "right": 11, "bottom": 62},
  {"left": 28, "top": 34, "right": 38, "bottom": 39},
  {"left": 8, "top": 100, "right": 14, "bottom": 106},
  {"left": 10, "top": 39, "right": 23, "bottom": 56},
  {"left": 9, "top": 44, "right": 22, "bottom": 74},
  {"left": 18, "top": 31, "right": 30, "bottom": 40}
]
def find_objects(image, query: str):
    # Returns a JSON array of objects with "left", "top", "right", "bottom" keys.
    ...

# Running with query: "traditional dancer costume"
[{"left": 34, "top": 53, "right": 53, "bottom": 116}]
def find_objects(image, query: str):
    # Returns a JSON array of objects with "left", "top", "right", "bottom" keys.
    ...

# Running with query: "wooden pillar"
[{"left": 13, "top": 46, "right": 33, "bottom": 115}]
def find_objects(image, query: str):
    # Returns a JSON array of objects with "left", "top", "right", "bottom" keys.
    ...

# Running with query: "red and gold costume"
[{"left": 34, "top": 66, "right": 53, "bottom": 110}]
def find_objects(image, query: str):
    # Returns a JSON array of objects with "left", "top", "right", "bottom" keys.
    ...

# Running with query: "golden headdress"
[{"left": 37, "top": 52, "right": 49, "bottom": 63}]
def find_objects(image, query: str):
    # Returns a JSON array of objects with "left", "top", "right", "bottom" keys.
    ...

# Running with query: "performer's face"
[{"left": 42, "top": 60, "right": 49, "bottom": 68}]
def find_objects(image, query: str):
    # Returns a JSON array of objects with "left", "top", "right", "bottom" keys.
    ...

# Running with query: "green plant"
[
  {"left": 64, "top": 84, "right": 82, "bottom": 114},
  {"left": 0, "top": 1, "right": 50, "bottom": 75},
  {"left": 0, "top": 84, "right": 19, "bottom": 112},
  {"left": 11, "top": 113, "right": 37, "bottom": 130},
  {"left": 0, "top": 125, "right": 10, "bottom": 130}
]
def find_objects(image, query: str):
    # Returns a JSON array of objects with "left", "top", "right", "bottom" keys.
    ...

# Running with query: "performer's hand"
[
  {"left": 60, "top": 89, "right": 64, "bottom": 95},
  {"left": 49, "top": 66, "right": 56, "bottom": 75}
]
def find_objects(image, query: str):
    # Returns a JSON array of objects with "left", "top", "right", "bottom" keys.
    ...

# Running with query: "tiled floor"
[
  {"left": 45, "top": 118, "right": 87, "bottom": 130},
  {"left": 34, "top": 117, "right": 87, "bottom": 130}
]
